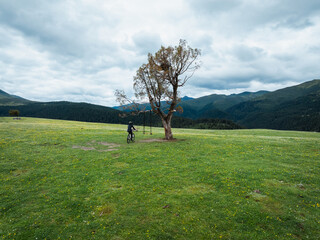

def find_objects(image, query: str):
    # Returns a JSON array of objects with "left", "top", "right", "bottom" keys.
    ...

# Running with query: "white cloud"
[{"left": 0, "top": 0, "right": 319, "bottom": 106}]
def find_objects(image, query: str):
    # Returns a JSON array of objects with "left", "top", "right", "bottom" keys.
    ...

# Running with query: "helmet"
[{"left": 129, "top": 121, "right": 132, "bottom": 124}]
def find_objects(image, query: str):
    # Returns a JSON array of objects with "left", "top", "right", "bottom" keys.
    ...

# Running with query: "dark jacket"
[{"left": 127, "top": 123, "right": 136, "bottom": 132}]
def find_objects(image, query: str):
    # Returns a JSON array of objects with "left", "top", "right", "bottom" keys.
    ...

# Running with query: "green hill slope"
[
  {"left": 177, "top": 91, "right": 268, "bottom": 119},
  {"left": 0, "top": 89, "right": 31, "bottom": 106},
  {"left": 2, "top": 79, "right": 319, "bottom": 131},
  {"left": 0, "top": 100, "right": 123, "bottom": 123},
  {"left": 255, "top": 79, "right": 320, "bottom": 104},
  {"left": 0, "top": 91, "right": 241, "bottom": 130},
  {"left": 227, "top": 79, "right": 320, "bottom": 131}
]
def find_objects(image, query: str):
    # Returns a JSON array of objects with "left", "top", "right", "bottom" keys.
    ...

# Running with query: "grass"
[{"left": 0, "top": 117, "right": 320, "bottom": 239}]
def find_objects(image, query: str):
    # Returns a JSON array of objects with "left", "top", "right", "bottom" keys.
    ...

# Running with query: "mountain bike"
[{"left": 127, "top": 131, "right": 135, "bottom": 143}]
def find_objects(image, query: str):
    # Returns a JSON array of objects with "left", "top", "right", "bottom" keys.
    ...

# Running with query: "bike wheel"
[
  {"left": 132, "top": 133, "right": 135, "bottom": 142},
  {"left": 127, "top": 134, "right": 131, "bottom": 144}
]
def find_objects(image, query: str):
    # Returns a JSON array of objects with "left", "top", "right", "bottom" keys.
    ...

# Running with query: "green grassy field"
[{"left": 1, "top": 117, "right": 319, "bottom": 239}]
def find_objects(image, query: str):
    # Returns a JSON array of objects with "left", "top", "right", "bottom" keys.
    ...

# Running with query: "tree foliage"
[
  {"left": 132, "top": 39, "right": 201, "bottom": 139},
  {"left": 9, "top": 109, "right": 20, "bottom": 117}
]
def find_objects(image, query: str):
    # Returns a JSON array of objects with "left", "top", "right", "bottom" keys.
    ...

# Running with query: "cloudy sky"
[{"left": 1, "top": 0, "right": 320, "bottom": 106}]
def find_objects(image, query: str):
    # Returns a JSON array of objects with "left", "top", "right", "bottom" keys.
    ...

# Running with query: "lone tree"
[
  {"left": 9, "top": 109, "right": 20, "bottom": 118},
  {"left": 116, "top": 40, "right": 201, "bottom": 140}
]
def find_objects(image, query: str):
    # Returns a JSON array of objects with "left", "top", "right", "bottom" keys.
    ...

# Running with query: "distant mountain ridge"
[
  {"left": 178, "top": 90, "right": 269, "bottom": 119},
  {"left": 225, "top": 79, "right": 320, "bottom": 131},
  {"left": 0, "top": 90, "right": 241, "bottom": 130},
  {"left": 113, "top": 95, "right": 194, "bottom": 111},
  {"left": 1, "top": 79, "right": 319, "bottom": 131}
]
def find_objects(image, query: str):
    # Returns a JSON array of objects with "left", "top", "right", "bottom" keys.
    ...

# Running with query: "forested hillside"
[
  {"left": 174, "top": 79, "right": 320, "bottom": 131},
  {"left": 226, "top": 80, "right": 320, "bottom": 131},
  {"left": 1, "top": 79, "right": 319, "bottom": 131},
  {"left": 0, "top": 91, "right": 242, "bottom": 130},
  {"left": 177, "top": 91, "right": 268, "bottom": 119}
]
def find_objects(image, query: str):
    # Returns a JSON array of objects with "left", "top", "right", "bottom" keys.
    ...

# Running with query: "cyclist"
[{"left": 127, "top": 121, "right": 136, "bottom": 140}]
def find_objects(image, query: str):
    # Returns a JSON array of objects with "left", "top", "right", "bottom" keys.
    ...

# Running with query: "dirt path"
[{"left": 72, "top": 141, "right": 120, "bottom": 152}]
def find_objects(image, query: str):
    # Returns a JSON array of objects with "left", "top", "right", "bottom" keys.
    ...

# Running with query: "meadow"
[{"left": 0, "top": 117, "right": 319, "bottom": 239}]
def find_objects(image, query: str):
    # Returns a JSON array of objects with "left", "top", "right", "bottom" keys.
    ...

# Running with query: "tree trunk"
[{"left": 162, "top": 118, "right": 173, "bottom": 140}]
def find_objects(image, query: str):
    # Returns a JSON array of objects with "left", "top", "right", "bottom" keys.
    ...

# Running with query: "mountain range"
[
  {"left": 0, "top": 89, "right": 241, "bottom": 130},
  {"left": 1, "top": 79, "right": 319, "bottom": 131},
  {"left": 178, "top": 79, "right": 320, "bottom": 131}
]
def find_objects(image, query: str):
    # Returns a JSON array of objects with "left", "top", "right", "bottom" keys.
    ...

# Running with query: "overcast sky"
[{"left": 1, "top": 0, "right": 320, "bottom": 106}]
